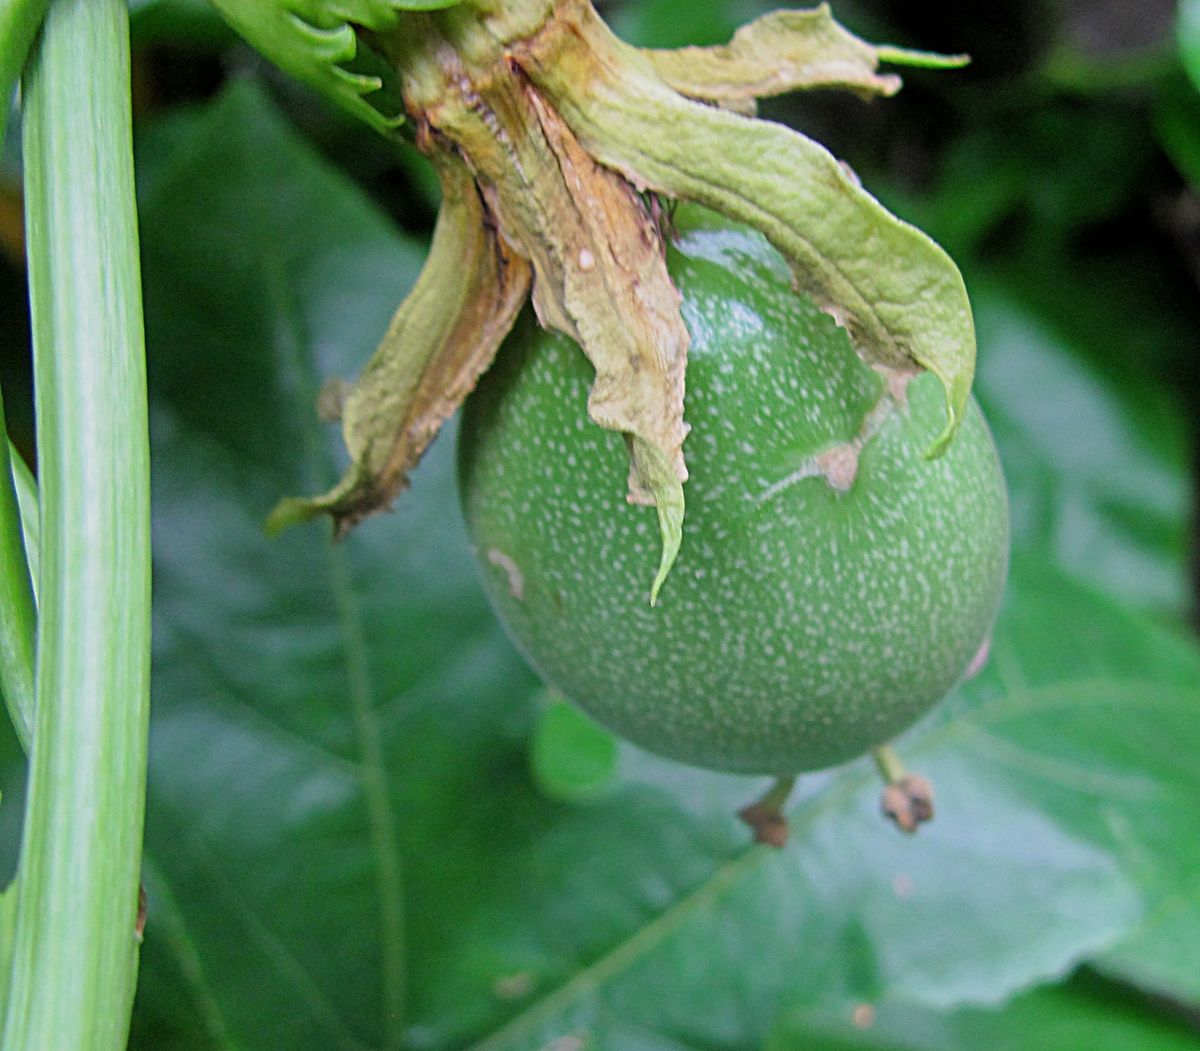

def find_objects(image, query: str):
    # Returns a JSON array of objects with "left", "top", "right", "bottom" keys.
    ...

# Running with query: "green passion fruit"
[{"left": 457, "top": 207, "right": 1008, "bottom": 776}]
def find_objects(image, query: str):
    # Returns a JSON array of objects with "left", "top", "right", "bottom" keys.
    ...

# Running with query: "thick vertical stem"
[
  {"left": 1, "top": 0, "right": 151, "bottom": 1046},
  {"left": 0, "top": 0, "right": 50, "bottom": 145}
]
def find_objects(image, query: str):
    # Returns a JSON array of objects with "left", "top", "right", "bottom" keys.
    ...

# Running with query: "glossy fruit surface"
[{"left": 457, "top": 207, "right": 1008, "bottom": 775}]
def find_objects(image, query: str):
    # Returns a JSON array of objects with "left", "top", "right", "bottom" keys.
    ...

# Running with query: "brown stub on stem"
[
  {"left": 738, "top": 775, "right": 796, "bottom": 847},
  {"left": 738, "top": 802, "right": 790, "bottom": 847},
  {"left": 880, "top": 774, "right": 935, "bottom": 833}
]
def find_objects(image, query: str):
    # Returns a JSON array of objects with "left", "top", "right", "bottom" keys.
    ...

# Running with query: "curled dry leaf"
[
  {"left": 394, "top": 24, "right": 690, "bottom": 600},
  {"left": 244, "top": 0, "right": 975, "bottom": 600},
  {"left": 521, "top": 92, "right": 689, "bottom": 603},
  {"left": 638, "top": 3, "right": 910, "bottom": 107},
  {"left": 516, "top": 0, "right": 975, "bottom": 454},
  {"left": 268, "top": 149, "right": 531, "bottom": 534}
]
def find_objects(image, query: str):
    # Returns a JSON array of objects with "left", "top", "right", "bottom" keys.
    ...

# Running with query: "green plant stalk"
[
  {"left": 0, "top": 388, "right": 35, "bottom": 751},
  {"left": 0, "top": 0, "right": 50, "bottom": 144},
  {"left": 1, "top": 0, "right": 151, "bottom": 1045}
]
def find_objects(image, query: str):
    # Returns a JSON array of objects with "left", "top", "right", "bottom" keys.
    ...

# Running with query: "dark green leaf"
[
  {"left": 971, "top": 281, "right": 1191, "bottom": 614},
  {"left": 129, "top": 0, "right": 232, "bottom": 49},
  {"left": 768, "top": 971, "right": 1200, "bottom": 1051},
  {"left": 894, "top": 107, "right": 1156, "bottom": 262},
  {"left": 530, "top": 696, "right": 619, "bottom": 804},
  {"left": 1157, "top": 88, "right": 1200, "bottom": 189},
  {"left": 608, "top": 0, "right": 748, "bottom": 49}
]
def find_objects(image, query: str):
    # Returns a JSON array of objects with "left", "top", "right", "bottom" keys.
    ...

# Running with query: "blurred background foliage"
[{"left": 2, "top": 0, "right": 1200, "bottom": 1048}]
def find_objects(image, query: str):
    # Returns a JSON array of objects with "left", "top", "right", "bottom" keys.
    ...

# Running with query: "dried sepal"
[
  {"left": 518, "top": 4, "right": 975, "bottom": 454},
  {"left": 637, "top": 3, "right": 955, "bottom": 107},
  {"left": 628, "top": 438, "right": 684, "bottom": 606},
  {"left": 268, "top": 148, "right": 531, "bottom": 534},
  {"left": 520, "top": 93, "right": 690, "bottom": 600},
  {"left": 524, "top": 93, "right": 690, "bottom": 499},
  {"left": 408, "top": 35, "right": 692, "bottom": 598}
]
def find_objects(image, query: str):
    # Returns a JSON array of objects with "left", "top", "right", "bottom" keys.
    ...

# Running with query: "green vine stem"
[
  {"left": 0, "top": 0, "right": 49, "bottom": 145},
  {"left": 0, "top": 389, "right": 35, "bottom": 751},
  {"left": 872, "top": 743, "right": 907, "bottom": 784},
  {"left": 1, "top": 0, "right": 151, "bottom": 1047}
]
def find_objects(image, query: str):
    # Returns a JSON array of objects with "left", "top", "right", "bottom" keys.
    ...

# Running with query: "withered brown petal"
[
  {"left": 268, "top": 149, "right": 531, "bottom": 535},
  {"left": 519, "top": 5, "right": 975, "bottom": 455},
  {"left": 637, "top": 4, "right": 904, "bottom": 104}
]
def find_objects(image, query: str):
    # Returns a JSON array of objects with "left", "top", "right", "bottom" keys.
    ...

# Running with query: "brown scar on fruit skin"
[
  {"left": 758, "top": 363, "right": 913, "bottom": 503},
  {"left": 815, "top": 442, "right": 858, "bottom": 492},
  {"left": 876, "top": 362, "right": 916, "bottom": 406}
]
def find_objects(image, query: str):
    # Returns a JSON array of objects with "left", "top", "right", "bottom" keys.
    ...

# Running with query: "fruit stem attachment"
[
  {"left": 872, "top": 743, "right": 906, "bottom": 783},
  {"left": 737, "top": 775, "right": 797, "bottom": 848},
  {"left": 873, "top": 744, "right": 935, "bottom": 834}
]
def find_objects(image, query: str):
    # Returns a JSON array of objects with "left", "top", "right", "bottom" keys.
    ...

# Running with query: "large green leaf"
[
  {"left": 875, "top": 125, "right": 1193, "bottom": 619},
  {"left": 769, "top": 971, "right": 1200, "bottom": 1050},
  {"left": 124, "top": 82, "right": 1200, "bottom": 1050},
  {"left": 970, "top": 283, "right": 1191, "bottom": 615}
]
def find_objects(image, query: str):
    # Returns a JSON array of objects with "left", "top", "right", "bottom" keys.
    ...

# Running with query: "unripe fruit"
[{"left": 458, "top": 207, "right": 1008, "bottom": 775}]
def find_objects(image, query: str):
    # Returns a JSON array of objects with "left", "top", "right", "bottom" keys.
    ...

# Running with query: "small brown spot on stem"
[
  {"left": 738, "top": 802, "right": 789, "bottom": 847},
  {"left": 737, "top": 775, "right": 796, "bottom": 847}
]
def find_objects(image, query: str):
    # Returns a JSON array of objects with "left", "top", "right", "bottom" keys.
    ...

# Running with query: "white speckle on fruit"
[
  {"left": 487, "top": 548, "right": 525, "bottom": 600},
  {"left": 965, "top": 634, "right": 991, "bottom": 679},
  {"left": 578, "top": 248, "right": 595, "bottom": 271},
  {"left": 459, "top": 207, "right": 1008, "bottom": 776}
]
